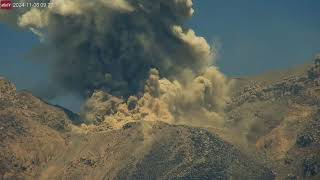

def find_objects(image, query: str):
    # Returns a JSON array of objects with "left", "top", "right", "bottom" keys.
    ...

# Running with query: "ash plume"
[
  {"left": 0, "top": 0, "right": 50, "bottom": 27},
  {"left": 82, "top": 67, "right": 229, "bottom": 128},
  {"left": 4, "top": 0, "right": 230, "bottom": 128}
]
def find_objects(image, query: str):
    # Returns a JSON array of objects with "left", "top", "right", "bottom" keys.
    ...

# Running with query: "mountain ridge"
[{"left": 0, "top": 76, "right": 274, "bottom": 179}]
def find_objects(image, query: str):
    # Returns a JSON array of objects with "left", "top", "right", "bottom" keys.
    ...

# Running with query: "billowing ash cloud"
[
  {"left": 18, "top": 0, "right": 212, "bottom": 97},
  {"left": 4, "top": 0, "right": 230, "bottom": 127},
  {"left": 81, "top": 66, "right": 229, "bottom": 129},
  {"left": 0, "top": 0, "right": 50, "bottom": 27}
]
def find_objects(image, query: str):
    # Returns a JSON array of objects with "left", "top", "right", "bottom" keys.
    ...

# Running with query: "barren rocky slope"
[
  {"left": 2, "top": 58, "right": 320, "bottom": 180},
  {"left": 0, "top": 77, "right": 274, "bottom": 179},
  {"left": 0, "top": 77, "right": 74, "bottom": 179},
  {"left": 227, "top": 59, "right": 320, "bottom": 179}
]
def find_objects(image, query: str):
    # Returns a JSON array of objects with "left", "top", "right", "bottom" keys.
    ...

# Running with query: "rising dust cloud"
[{"left": 2, "top": 0, "right": 230, "bottom": 129}]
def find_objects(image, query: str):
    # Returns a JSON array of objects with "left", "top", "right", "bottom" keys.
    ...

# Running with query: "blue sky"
[
  {"left": 188, "top": 0, "right": 320, "bottom": 75},
  {"left": 1, "top": 0, "right": 320, "bottom": 111}
]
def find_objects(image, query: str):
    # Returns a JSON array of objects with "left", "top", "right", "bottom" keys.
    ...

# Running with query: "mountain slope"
[
  {"left": 0, "top": 77, "right": 71, "bottom": 179},
  {"left": 0, "top": 77, "right": 274, "bottom": 179},
  {"left": 40, "top": 122, "right": 274, "bottom": 180},
  {"left": 227, "top": 59, "right": 320, "bottom": 179}
]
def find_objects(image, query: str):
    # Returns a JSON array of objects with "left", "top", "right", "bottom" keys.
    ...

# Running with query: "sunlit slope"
[
  {"left": 227, "top": 60, "right": 320, "bottom": 179},
  {"left": 0, "top": 77, "right": 274, "bottom": 180}
]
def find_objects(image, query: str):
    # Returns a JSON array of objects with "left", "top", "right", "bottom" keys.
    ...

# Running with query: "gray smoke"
[
  {"left": 18, "top": 0, "right": 214, "bottom": 98},
  {"left": 2, "top": 0, "right": 230, "bottom": 128}
]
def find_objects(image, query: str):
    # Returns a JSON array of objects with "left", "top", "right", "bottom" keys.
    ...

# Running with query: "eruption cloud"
[{"left": 4, "top": 0, "right": 230, "bottom": 128}]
